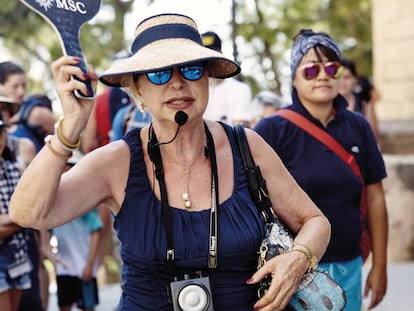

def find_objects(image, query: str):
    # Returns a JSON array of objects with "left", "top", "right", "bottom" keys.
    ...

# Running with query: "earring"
[{"left": 137, "top": 101, "right": 145, "bottom": 113}]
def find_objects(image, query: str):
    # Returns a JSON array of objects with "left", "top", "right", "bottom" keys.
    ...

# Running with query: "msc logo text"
[
  {"left": 36, "top": 0, "right": 88, "bottom": 14},
  {"left": 56, "top": 0, "right": 87, "bottom": 14}
]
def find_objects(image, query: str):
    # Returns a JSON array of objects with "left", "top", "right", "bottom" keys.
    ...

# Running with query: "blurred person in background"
[
  {"left": 110, "top": 103, "right": 152, "bottom": 142},
  {"left": 0, "top": 109, "right": 32, "bottom": 311},
  {"left": 0, "top": 90, "right": 35, "bottom": 172},
  {"left": 81, "top": 50, "right": 135, "bottom": 284},
  {"left": 339, "top": 59, "right": 381, "bottom": 143},
  {"left": 201, "top": 31, "right": 253, "bottom": 126},
  {"left": 82, "top": 50, "right": 133, "bottom": 152},
  {"left": 0, "top": 62, "right": 26, "bottom": 115},
  {"left": 250, "top": 90, "right": 284, "bottom": 128},
  {"left": 9, "top": 93, "right": 56, "bottom": 311},
  {"left": 354, "top": 75, "right": 381, "bottom": 144},
  {"left": 51, "top": 150, "right": 103, "bottom": 311},
  {"left": 11, "top": 94, "right": 56, "bottom": 153},
  {"left": 1, "top": 60, "right": 52, "bottom": 311}
]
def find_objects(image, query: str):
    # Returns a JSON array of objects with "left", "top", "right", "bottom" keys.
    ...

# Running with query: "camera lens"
[{"left": 178, "top": 284, "right": 210, "bottom": 311}]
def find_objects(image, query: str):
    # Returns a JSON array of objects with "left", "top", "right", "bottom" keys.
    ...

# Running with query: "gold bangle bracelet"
[
  {"left": 288, "top": 243, "right": 318, "bottom": 274},
  {"left": 44, "top": 135, "right": 72, "bottom": 161},
  {"left": 294, "top": 243, "right": 315, "bottom": 258},
  {"left": 56, "top": 117, "right": 81, "bottom": 150},
  {"left": 286, "top": 248, "right": 309, "bottom": 260}
]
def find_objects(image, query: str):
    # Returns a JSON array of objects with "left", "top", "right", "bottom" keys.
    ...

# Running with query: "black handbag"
[{"left": 232, "top": 123, "right": 346, "bottom": 311}]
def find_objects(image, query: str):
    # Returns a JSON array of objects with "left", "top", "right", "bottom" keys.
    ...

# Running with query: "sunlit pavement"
[
  {"left": 47, "top": 282, "right": 121, "bottom": 311},
  {"left": 362, "top": 261, "right": 414, "bottom": 310},
  {"left": 47, "top": 262, "right": 414, "bottom": 311}
]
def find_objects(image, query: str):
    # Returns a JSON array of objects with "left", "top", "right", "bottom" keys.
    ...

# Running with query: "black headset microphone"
[
  {"left": 154, "top": 111, "right": 188, "bottom": 147},
  {"left": 148, "top": 111, "right": 189, "bottom": 163},
  {"left": 174, "top": 110, "right": 189, "bottom": 127}
]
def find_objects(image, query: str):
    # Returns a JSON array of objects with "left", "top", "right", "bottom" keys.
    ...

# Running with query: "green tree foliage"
[
  {"left": 1, "top": 0, "right": 371, "bottom": 98},
  {"left": 234, "top": 0, "right": 372, "bottom": 96},
  {"left": 326, "top": 0, "right": 372, "bottom": 75}
]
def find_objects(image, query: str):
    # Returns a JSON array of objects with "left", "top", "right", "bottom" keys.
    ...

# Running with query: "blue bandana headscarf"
[{"left": 290, "top": 29, "right": 342, "bottom": 79}]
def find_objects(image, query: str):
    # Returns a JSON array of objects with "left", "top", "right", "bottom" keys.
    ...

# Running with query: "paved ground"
[
  {"left": 48, "top": 282, "right": 121, "bottom": 311},
  {"left": 47, "top": 261, "right": 414, "bottom": 310},
  {"left": 362, "top": 261, "right": 414, "bottom": 310}
]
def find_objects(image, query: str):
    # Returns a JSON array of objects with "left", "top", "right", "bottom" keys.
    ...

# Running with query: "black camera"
[{"left": 170, "top": 271, "right": 214, "bottom": 311}]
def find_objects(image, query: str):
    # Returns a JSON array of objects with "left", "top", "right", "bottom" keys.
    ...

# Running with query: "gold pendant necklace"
[{"left": 181, "top": 142, "right": 204, "bottom": 208}]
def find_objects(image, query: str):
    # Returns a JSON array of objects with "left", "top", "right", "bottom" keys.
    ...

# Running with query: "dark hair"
[
  {"left": 313, "top": 45, "right": 341, "bottom": 63},
  {"left": 2, "top": 146, "right": 15, "bottom": 162},
  {"left": 356, "top": 76, "right": 373, "bottom": 102},
  {"left": 0, "top": 61, "right": 25, "bottom": 84},
  {"left": 0, "top": 102, "right": 14, "bottom": 117},
  {"left": 341, "top": 59, "right": 358, "bottom": 77}
]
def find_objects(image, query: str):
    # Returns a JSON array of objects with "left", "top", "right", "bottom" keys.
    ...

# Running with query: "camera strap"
[
  {"left": 148, "top": 124, "right": 175, "bottom": 261},
  {"left": 148, "top": 122, "right": 219, "bottom": 268},
  {"left": 205, "top": 122, "right": 219, "bottom": 268}
]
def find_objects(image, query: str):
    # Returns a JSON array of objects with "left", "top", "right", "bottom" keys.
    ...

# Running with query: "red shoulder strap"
[
  {"left": 276, "top": 109, "right": 363, "bottom": 181},
  {"left": 276, "top": 109, "right": 371, "bottom": 261}
]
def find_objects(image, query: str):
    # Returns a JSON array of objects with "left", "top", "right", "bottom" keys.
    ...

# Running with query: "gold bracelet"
[
  {"left": 56, "top": 117, "right": 81, "bottom": 150},
  {"left": 295, "top": 243, "right": 314, "bottom": 255},
  {"left": 288, "top": 243, "right": 318, "bottom": 274},
  {"left": 44, "top": 135, "right": 72, "bottom": 161},
  {"left": 286, "top": 248, "right": 308, "bottom": 259},
  {"left": 294, "top": 243, "right": 318, "bottom": 273}
]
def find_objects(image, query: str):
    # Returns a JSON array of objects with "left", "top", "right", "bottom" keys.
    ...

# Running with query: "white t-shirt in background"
[{"left": 204, "top": 78, "right": 253, "bottom": 124}]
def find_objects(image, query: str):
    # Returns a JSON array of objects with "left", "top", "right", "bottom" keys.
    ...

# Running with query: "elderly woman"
[
  {"left": 254, "top": 29, "right": 388, "bottom": 310},
  {"left": 10, "top": 14, "right": 330, "bottom": 310}
]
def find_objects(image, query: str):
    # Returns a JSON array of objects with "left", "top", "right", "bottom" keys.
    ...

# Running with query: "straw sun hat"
[{"left": 99, "top": 13, "right": 241, "bottom": 87}]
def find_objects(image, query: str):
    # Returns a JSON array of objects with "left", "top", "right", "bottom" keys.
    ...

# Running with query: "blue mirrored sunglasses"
[{"left": 145, "top": 63, "right": 206, "bottom": 85}]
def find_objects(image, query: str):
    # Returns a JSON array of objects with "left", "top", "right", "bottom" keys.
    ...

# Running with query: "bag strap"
[
  {"left": 232, "top": 123, "right": 275, "bottom": 223},
  {"left": 276, "top": 110, "right": 370, "bottom": 259},
  {"left": 276, "top": 109, "right": 363, "bottom": 182}
]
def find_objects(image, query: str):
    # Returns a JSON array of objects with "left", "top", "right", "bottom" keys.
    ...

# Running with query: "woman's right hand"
[
  {"left": 50, "top": 56, "right": 98, "bottom": 136},
  {"left": 247, "top": 250, "right": 308, "bottom": 310}
]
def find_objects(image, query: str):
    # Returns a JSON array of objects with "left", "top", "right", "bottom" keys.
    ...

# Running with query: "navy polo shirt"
[{"left": 254, "top": 91, "right": 386, "bottom": 262}]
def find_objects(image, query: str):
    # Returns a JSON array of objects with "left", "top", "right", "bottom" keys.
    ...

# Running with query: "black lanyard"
[
  {"left": 148, "top": 122, "right": 219, "bottom": 268},
  {"left": 205, "top": 122, "right": 219, "bottom": 268}
]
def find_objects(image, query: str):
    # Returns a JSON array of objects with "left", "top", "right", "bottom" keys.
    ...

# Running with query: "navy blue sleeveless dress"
[{"left": 114, "top": 124, "right": 265, "bottom": 310}]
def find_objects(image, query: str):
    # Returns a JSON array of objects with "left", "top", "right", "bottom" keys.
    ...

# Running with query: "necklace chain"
[
  {"left": 159, "top": 132, "right": 205, "bottom": 209},
  {"left": 181, "top": 141, "right": 204, "bottom": 208}
]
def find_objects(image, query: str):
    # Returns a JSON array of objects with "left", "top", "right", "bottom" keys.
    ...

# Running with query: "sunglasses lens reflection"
[
  {"left": 325, "top": 62, "right": 340, "bottom": 78},
  {"left": 302, "top": 62, "right": 341, "bottom": 80},
  {"left": 180, "top": 65, "right": 205, "bottom": 81},
  {"left": 146, "top": 70, "right": 173, "bottom": 85},
  {"left": 303, "top": 65, "right": 320, "bottom": 80}
]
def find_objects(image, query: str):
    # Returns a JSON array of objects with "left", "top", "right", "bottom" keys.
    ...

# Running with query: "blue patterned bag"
[{"left": 288, "top": 270, "right": 347, "bottom": 310}]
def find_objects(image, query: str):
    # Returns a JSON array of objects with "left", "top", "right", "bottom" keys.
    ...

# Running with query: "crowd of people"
[
  {"left": 0, "top": 61, "right": 53, "bottom": 311},
  {"left": 0, "top": 10, "right": 388, "bottom": 311}
]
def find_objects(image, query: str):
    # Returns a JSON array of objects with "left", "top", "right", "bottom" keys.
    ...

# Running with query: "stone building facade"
[
  {"left": 372, "top": 0, "right": 414, "bottom": 262},
  {"left": 372, "top": 0, "right": 414, "bottom": 154},
  {"left": 372, "top": 0, "right": 414, "bottom": 121}
]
